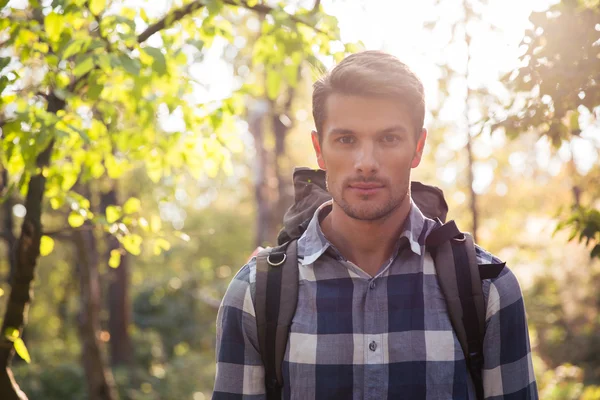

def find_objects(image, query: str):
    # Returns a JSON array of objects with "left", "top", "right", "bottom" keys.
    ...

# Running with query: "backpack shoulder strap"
[
  {"left": 426, "top": 220, "right": 490, "bottom": 400},
  {"left": 254, "top": 240, "right": 299, "bottom": 400}
]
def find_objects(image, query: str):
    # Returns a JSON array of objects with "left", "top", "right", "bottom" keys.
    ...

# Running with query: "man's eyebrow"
[
  {"left": 328, "top": 125, "right": 409, "bottom": 136},
  {"left": 377, "top": 125, "right": 408, "bottom": 135},
  {"left": 329, "top": 128, "right": 356, "bottom": 135}
]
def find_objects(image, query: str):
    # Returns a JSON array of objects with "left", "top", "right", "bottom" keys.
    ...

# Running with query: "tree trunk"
[
  {"left": 270, "top": 83, "right": 297, "bottom": 242},
  {"left": 0, "top": 93, "right": 64, "bottom": 400},
  {"left": 1, "top": 169, "right": 17, "bottom": 284},
  {"left": 100, "top": 186, "right": 132, "bottom": 367},
  {"left": 249, "top": 101, "right": 271, "bottom": 247},
  {"left": 73, "top": 191, "right": 118, "bottom": 400}
]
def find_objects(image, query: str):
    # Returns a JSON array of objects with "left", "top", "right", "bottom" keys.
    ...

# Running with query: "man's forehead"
[{"left": 322, "top": 94, "right": 413, "bottom": 131}]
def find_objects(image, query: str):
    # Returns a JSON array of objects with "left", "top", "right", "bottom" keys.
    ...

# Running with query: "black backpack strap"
[
  {"left": 254, "top": 240, "right": 299, "bottom": 399},
  {"left": 426, "top": 220, "right": 503, "bottom": 400},
  {"left": 479, "top": 263, "right": 506, "bottom": 280}
]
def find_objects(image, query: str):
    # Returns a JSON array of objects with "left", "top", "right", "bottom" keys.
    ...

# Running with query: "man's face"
[{"left": 311, "top": 94, "right": 427, "bottom": 221}]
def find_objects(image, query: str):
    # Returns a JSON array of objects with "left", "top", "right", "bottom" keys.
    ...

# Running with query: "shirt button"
[
  {"left": 369, "top": 281, "right": 376, "bottom": 289},
  {"left": 369, "top": 341, "right": 377, "bottom": 352}
]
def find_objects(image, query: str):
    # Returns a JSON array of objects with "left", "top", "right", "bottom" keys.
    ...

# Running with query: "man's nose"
[{"left": 354, "top": 144, "right": 379, "bottom": 175}]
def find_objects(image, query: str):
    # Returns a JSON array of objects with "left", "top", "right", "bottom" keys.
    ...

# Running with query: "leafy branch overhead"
[
  {"left": 498, "top": 1, "right": 600, "bottom": 145},
  {"left": 0, "top": 0, "right": 346, "bottom": 253}
]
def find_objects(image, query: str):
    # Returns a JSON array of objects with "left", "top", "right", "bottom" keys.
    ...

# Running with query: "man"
[{"left": 213, "top": 50, "right": 537, "bottom": 399}]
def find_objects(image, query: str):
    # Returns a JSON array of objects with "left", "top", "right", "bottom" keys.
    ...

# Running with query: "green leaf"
[
  {"left": 206, "top": 0, "right": 223, "bottom": 15},
  {"left": 40, "top": 235, "right": 55, "bottom": 256},
  {"left": 122, "top": 234, "right": 142, "bottom": 256},
  {"left": 186, "top": 39, "right": 204, "bottom": 51},
  {"left": 108, "top": 249, "right": 121, "bottom": 268},
  {"left": 68, "top": 212, "right": 85, "bottom": 228},
  {"left": 0, "top": 76, "right": 9, "bottom": 95},
  {"left": 61, "top": 38, "right": 88, "bottom": 60},
  {"left": 266, "top": 68, "right": 282, "bottom": 100},
  {"left": 89, "top": 0, "right": 106, "bottom": 15},
  {"left": 73, "top": 56, "right": 95, "bottom": 78},
  {"left": 14, "top": 338, "right": 31, "bottom": 363},
  {"left": 50, "top": 196, "right": 64, "bottom": 210},
  {"left": 44, "top": 13, "right": 63, "bottom": 43},
  {"left": 105, "top": 155, "right": 126, "bottom": 179},
  {"left": 4, "top": 327, "right": 19, "bottom": 341},
  {"left": 143, "top": 47, "right": 167, "bottom": 75},
  {"left": 118, "top": 54, "right": 140, "bottom": 75},
  {"left": 153, "top": 237, "right": 171, "bottom": 255},
  {"left": 0, "top": 288, "right": 4, "bottom": 297},
  {"left": 246, "top": 0, "right": 258, "bottom": 7},
  {"left": 123, "top": 197, "right": 141, "bottom": 214},
  {"left": 0, "top": 57, "right": 10, "bottom": 72},
  {"left": 87, "top": 80, "right": 103, "bottom": 100},
  {"left": 0, "top": 0, "right": 9, "bottom": 9},
  {"left": 61, "top": 167, "right": 78, "bottom": 191},
  {"left": 106, "top": 205, "right": 121, "bottom": 223},
  {"left": 140, "top": 7, "right": 149, "bottom": 22},
  {"left": 97, "top": 54, "right": 112, "bottom": 72}
]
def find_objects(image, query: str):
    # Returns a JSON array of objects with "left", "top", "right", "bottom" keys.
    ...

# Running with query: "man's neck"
[{"left": 320, "top": 197, "right": 412, "bottom": 277}]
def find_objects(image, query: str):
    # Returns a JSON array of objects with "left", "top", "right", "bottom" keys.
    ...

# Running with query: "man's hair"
[{"left": 312, "top": 50, "right": 425, "bottom": 139}]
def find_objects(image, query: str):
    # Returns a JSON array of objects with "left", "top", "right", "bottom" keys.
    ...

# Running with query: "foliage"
[
  {"left": 497, "top": 0, "right": 599, "bottom": 144},
  {"left": 537, "top": 363, "right": 600, "bottom": 400},
  {"left": 556, "top": 207, "right": 600, "bottom": 259},
  {"left": 13, "top": 362, "right": 87, "bottom": 400},
  {"left": 133, "top": 276, "right": 217, "bottom": 357},
  {"left": 0, "top": 0, "right": 344, "bottom": 254},
  {"left": 497, "top": 0, "right": 600, "bottom": 259}
]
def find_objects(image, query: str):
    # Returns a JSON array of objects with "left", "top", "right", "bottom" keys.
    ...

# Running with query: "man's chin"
[{"left": 341, "top": 204, "right": 393, "bottom": 222}]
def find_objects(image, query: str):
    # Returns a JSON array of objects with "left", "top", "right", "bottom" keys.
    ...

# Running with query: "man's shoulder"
[
  {"left": 474, "top": 244, "right": 504, "bottom": 266},
  {"left": 219, "top": 258, "right": 258, "bottom": 314},
  {"left": 473, "top": 245, "right": 525, "bottom": 318},
  {"left": 233, "top": 257, "right": 258, "bottom": 285}
]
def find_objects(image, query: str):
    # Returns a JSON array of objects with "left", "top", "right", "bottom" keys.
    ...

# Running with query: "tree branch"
[
  {"left": 311, "top": 0, "right": 321, "bottom": 13},
  {"left": 136, "top": 0, "right": 330, "bottom": 45},
  {"left": 86, "top": 1, "right": 113, "bottom": 53},
  {"left": 137, "top": 1, "right": 207, "bottom": 44},
  {"left": 71, "top": 0, "right": 329, "bottom": 92},
  {"left": 222, "top": 0, "right": 329, "bottom": 36}
]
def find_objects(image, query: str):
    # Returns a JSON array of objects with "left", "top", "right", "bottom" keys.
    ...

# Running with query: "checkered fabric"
[{"left": 213, "top": 201, "right": 538, "bottom": 399}]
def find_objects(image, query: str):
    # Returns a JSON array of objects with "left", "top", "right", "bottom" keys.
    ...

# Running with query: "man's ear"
[
  {"left": 311, "top": 130, "right": 326, "bottom": 170},
  {"left": 411, "top": 128, "right": 427, "bottom": 169}
]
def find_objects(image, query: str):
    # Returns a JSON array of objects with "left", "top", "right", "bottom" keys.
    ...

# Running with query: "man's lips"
[
  {"left": 348, "top": 182, "right": 384, "bottom": 194},
  {"left": 348, "top": 182, "right": 384, "bottom": 189}
]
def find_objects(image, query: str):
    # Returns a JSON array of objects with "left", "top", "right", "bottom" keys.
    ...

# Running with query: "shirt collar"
[{"left": 297, "top": 199, "right": 431, "bottom": 266}]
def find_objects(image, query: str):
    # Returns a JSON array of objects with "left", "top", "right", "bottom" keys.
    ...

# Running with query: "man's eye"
[
  {"left": 337, "top": 136, "right": 355, "bottom": 144},
  {"left": 382, "top": 135, "right": 400, "bottom": 143}
]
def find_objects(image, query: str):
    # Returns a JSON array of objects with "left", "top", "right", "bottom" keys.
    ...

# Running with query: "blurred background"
[{"left": 0, "top": 0, "right": 599, "bottom": 399}]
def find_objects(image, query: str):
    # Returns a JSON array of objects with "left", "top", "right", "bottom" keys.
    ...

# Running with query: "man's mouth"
[{"left": 348, "top": 182, "right": 384, "bottom": 195}]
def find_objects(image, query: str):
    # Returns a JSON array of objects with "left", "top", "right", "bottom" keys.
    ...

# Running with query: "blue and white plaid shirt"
[{"left": 213, "top": 200, "right": 538, "bottom": 399}]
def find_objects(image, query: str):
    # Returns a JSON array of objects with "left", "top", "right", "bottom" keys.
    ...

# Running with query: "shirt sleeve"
[
  {"left": 213, "top": 259, "right": 266, "bottom": 399},
  {"left": 481, "top": 264, "right": 539, "bottom": 399}
]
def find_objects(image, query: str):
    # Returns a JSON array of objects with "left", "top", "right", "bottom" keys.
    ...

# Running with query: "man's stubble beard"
[{"left": 326, "top": 173, "right": 410, "bottom": 222}]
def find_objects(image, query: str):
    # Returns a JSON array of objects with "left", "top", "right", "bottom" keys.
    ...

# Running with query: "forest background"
[{"left": 0, "top": 0, "right": 599, "bottom": 399}]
